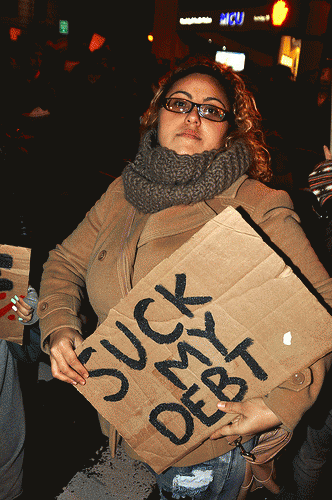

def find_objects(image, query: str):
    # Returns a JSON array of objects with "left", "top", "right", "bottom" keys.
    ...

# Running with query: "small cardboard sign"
[
  {"left": 0, "top": 244, "right": 31, "bottom": 344},
  {"left": 75, "top": 207, "right": 332, "bottom": 473}
]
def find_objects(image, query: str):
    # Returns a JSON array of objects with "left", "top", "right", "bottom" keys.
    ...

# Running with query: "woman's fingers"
[
  {"left": 11, "top": 296, "right": 33, "bottom": 322},
  {"left": 210, "top": 398, "right": 281, "bottom": 440},
  {"left": 50, "top": 355, "right": 82, "bottom": 385},
  {"left": 50, "top": 349, "right": 87, "bottom": 385},
  {"left": 49, "top": 328, "right": 89, "bottom": 385},
  {"left": 210, "top": 401, "right": 245, "bottom": 439}
]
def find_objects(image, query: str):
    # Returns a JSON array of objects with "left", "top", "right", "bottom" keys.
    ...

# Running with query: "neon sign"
[
  {"left": 254, "top": 15, "right": 271, "bottom": 22},
  {"left": 219, "top": 12, "right": 245, "bottom": 26},
  {"left": 180, "top": 17, "right": 213, "bottom": 25}
]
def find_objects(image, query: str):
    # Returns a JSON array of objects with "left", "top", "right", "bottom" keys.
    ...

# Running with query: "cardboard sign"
[
  {"left": 0, "top": 244, "right": 31, "bottom": 344},
  {"left": 75, "top": 207, "right": 332, "bottom": 473}
]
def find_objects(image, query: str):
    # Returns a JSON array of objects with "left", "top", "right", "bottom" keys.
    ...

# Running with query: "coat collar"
[{"left": 137, "top": 175, "right": 248, "bottom": 248}]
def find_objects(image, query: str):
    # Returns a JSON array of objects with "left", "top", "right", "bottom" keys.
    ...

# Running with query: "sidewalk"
[
  {"left": 56, "top": 442, "right": 156, "bottom": 500},
  {"left": 24, "top": 362, "right": 156, "bottom": 500}
]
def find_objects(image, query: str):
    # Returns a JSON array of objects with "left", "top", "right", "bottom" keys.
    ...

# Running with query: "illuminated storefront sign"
[
  {"left": 219, "top": 12, "right": 245, "bottom": 26},
  {"left": 180, "top": 16, "right": 213, "bottom": 25},
  {"left": 254, "top": 15, "right": 271, "bottom": 22},
  {"left": 278, "top": 36, "right": 302, "bottom": 79},
  {"left": 178, "top": 1, "right": 297, "bottom": 31}
]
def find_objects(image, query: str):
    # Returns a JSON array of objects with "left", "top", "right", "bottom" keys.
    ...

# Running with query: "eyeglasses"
[{"left": 163, "top": 97, "right": 231, "bottom": 123}]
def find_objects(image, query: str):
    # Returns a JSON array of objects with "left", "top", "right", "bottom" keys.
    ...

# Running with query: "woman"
[{"left": 37, "top": 57, "right": 332, "bottom": 500}]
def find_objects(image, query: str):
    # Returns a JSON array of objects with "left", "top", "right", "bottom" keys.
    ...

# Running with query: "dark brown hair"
[{"left": 140, "top": 56, "right": 272, "bottom": 183}]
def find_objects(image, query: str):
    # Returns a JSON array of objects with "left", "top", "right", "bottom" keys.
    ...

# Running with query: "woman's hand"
[
  {"left": 11, "top": 295, "right": 33, "bottom": 323},
  {"left": 11, "top": 287, "right": 39, "bottom": 324},
  {"left": 210, "top": 397, "right": 282, "bottom": 440},
  {"left": 49, "top": 328, "right": 89, "bottom": 386}
]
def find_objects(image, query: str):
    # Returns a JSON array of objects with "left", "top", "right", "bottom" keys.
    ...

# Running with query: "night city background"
[
  {"left": 1, "top": 0, "right": 331, "bottom": 279},
  {"left": 1, "top": 1, "right": 332, "bottom": 499}
]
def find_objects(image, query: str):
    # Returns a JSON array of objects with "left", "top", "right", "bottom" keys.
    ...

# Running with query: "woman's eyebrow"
[
  {"left": 169, "top": 90, "right": 192, "bottom": 99},
  {"left": 169, "top": 90, "right": 227, "bottom": 107}
]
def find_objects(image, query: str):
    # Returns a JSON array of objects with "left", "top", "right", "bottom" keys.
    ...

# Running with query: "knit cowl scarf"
[{"left": 122, "top": 129, "right": 251, "bottom": 214}]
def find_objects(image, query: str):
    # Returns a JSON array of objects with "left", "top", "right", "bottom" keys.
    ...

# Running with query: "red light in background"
[
  {"left": 64, "top": 60, "right": 80, "bottom": 72},
  {"left": 9, "top": 27, "right": 21, "bottom": 41},
  {"left": 46, "top": 38, "right": 68, "bottom": 51},
  {"left": 148, "top": 34, "right": 154, "bottom": 42},
  {"left": 89, "top": 33, "right": 106, "bottom": 52},
  {"left": 272, "top": 0, "right": 289, "bottom": 26}
]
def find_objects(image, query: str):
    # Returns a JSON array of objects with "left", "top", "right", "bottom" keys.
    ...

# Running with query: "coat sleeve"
[
  {"left": 37, "top": 178, "right": 121, "bottom": 353},
  {"left": 244, "top": 180, "right": 332, "bottom": 431}
]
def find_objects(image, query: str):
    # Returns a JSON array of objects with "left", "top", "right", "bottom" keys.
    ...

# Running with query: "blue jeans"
[{"left": 147, "top": 437, "right": 256, "bottom": 500}]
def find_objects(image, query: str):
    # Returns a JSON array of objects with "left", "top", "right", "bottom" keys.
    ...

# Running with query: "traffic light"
[{"left": 272, "top": 0, "right": 289, "bottom": 26}]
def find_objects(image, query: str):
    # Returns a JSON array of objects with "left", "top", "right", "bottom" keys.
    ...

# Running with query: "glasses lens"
[
  {"left": 200, "top": 104, "right": 225, "bottom": 122},
  {"left": 164, "top": 98, "right": 229, "bottom": 122},
  {"left": 165, "top": 98, "right": 191, "bottom": 113}
]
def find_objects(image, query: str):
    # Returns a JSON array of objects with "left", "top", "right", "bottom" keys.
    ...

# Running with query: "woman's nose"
[{"left": 185, "top": 106, "right": 201, "bottom": 124}]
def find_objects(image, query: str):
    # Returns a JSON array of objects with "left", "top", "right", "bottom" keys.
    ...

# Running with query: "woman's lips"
[{"left": 177, "top": 130, "right": 201, "bottom": 140}]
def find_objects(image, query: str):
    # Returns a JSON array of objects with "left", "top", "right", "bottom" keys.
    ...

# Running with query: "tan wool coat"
[{"left": 38, "top": 174, "right": 332, "bottom": 467}]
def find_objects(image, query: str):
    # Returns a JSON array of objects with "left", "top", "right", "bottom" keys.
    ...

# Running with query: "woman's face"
[{"left": 157, "top": 73, "right": 231, "bottom": 155}]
